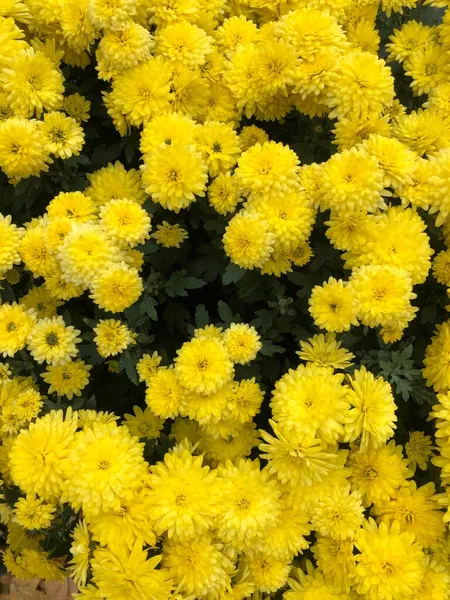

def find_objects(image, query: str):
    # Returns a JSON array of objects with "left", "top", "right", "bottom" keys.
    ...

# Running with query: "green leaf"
[
  {"left": 260, "top": 341, "right": 285, "bottom": 356},
  {"left": 166, "top": 270, "right": 206, "bottom": 297},
  {"left": 223, "top": 263, "right": 245, "bottom": 285},
  {"left": 195, "top": 304, "right": 209, "bottom": 328},
  {"left": 140, "top": 295, "right": 158, "bottom": 321},
  {"left": 119, "top": 351, "right": 139, "bottom": 385},
  {"left": 217, "top": 300, "right": 233, "bottom": 325}
]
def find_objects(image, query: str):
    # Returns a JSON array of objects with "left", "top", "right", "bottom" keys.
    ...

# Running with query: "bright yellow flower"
[
  {"left": 123, "top": 406, "right": 163, "bottom": 440},
  {"left": 93, "top": 319, "right": 136, "bottom": 358},
  {"left": 151, "top": 221, "right": 188, "bottom": 248},
  {"left": 27, "top": 316, "right": 81, "bottom": 366},
  {"left": 40, "top": 111, "right": 84, "bottom": 159},
  {"left": 42, "top": 360, "right": 91, "bottom": 400}
]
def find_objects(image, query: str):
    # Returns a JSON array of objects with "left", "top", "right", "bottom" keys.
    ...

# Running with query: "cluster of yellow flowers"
[
  {"left": 1, "top": 330, "right": 449, "bottom": 600},
  {"left": 1, "top": 0, "right": 450, "bottom": 598}
]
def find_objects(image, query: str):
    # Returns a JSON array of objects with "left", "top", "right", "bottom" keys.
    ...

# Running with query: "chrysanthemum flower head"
[
  {"left": 58, "top": 222, "right": 123, "bottom": 288},
  {"left": 88, "top": 0, "right": 136, "bottom": 31},
  {"left": 405, "top": 42, "right": 450, "bottom": 96},
  {"left": 208, "top": 172, "right": 241, "bottom": 216},
  {"left": 175, "top": 336, "right": 234, "bottom": 395},
  {"left": 0, "top": 303, "right": 35, "bottom": 358},
  {"left": 215, "top": 15, "right": 259, "bottom": 54},
  {"left": 297, "top": 333, "right": 354, "bottom": 370},
  {"left": 86, "top": 161, "right": 147, "bottom": 206},
  {"left": 344, "top": 366, "right": 397, "bottom": 450},
  {"left": 284, "top": 561, "right": 349, "bottom": 600},
  {"left": 145, "top": 366, "right": 183, "bottom": 419},
  {"left": 196, "top": 121, "right": 241, "bottom": 177},
  {"left": 13, "top": 496, "right": 56, "bottom": 530},
  {"left": 111, "top": 57, "right": 172, "bottom": 126},
  {"left": 223, "top": 212, "right": 275, "bottom": 269},
  {"left": 9, "top": 409, "right": 77, "bottom": 501},
  {"left": 140, "top": 112, "right": 197, "bottom": 156},
  {"left": 147, "top": 447, "right": 218, "bottom": 540},
  {"left": 156, "top": 21, "right": 213, "bottom": 67},
  {"left": 42, "top": 360, "right": 91, "bottom": 400},
  {"left": 354, "top": 519, "right": 425, "bottom": 600},
  {"left": 93, "top": 319, "right": 136, "bottom": 358},
  {"left": 274, "top": 8, "right": 348, "bottom": 60},
  {"left": 1, "top": 48, "right": 63, "bottom": 117},
  {"left": 91, "top": 542, "right": 172, "bottom": 600},
  {"left": 271, "top": 363, "right": 350, "bottom": 444},
  {"left": 123, "top": 405, "right": 163, "bottom": 440},
  {"left": 332, "top": 114, "right": 391, "bottom": 151},
  {"left": 62, "top": 92, "right": 91, "bottom": 123},
  {"left": 386, "top": 20, "right": 436, "bottom": 63},
  {"left": 309, "top": 277, "right": 359, "bottom": 333},
  {"left": 349, "top": 441, "right": 412, "bottom": 506},
  {"left": 27, "top": 316, "right": 81, "bottom": 366},
  {"left": 392, "top": 109, "right": 450, "bottom": 157},
  {"left": 215, "top": 458, "right": 281, "bottom": 551},
  {"left": 235, "top": 141, "right": 300, "bottom": 201},
  {"left": 40, "top": 111, "right": 84, "bottom": 159},
  {"left": 141, "top": 144, "right": 208, "bottom": 212},
  {"left": 260, "top": 420, "right": 343, "bottom": 487},
  {"left": 423, "top": 321, "right": 450, "bottom": 393},
  {"left": 405, "top": 431, "right": 434, "bottom": 472},
  {"left": 223, "top": 323, "right": 261, "bottom": 365},
  {"left": 373, "top": 481, "right": 445, "bottom": 548},
  {"left": 311, "top": 484, "right": 364, "bottom": 541},
  {"left": 320, "top": 147, "right": 386, "bottom": 214},
  {"left": 62, "top": 421, "right": 147, "bottom": 516},
  {"left": 151, "top": 222, "right": 188, "bottom": 248},
  {"left": 0, "top": 117, "right": 51, "bottom": 183},
  {"left": 0, "top": 214, "right": 22, "bottom": 275},
  {"left": 163, "top": 535, "right": 234, "bottom": 598},
  {"left": 326, "top": 50, "right": 395, "bottom": 120},
  {"left": 349, "top": 264, "right": 416, "bottom": 329},
  {"left": 312, "top": 537, "right": 356, "bottom": 592}
]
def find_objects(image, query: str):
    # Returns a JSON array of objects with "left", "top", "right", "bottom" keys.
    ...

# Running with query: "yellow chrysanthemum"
[
  {"left": 90, "top": 264, "right": 143, "bottom": 313},
  {"left": 156, "top": 21, "right": 212, "bottom": 67},
  {"left": 123, "top": 405, "right": 163, "bottom": 440},
  {"left": 285, "top": 561, "right": 349, "bottom": 600},
  {"left": 1, "top": 48, "right": 63, "bottom": 117},
  {"left": 147, "top": 447, "right": 218, "bottom": 539},
  {"left": 62, "top": 93, "right": 91, "bottom": 123},
  {"left": 0, "top": 117, "right": 51, "bottom": 183},
  {"left": 47, "top": 191, "right": 96, "bottom": 223},
  {"left": 62, "top": 421, "right": 148, "bottom": 516},
  {"left": 93, "top": 319, "right": 136, "bottom": 358},
  {"left": 297, "top": 333, "right": 354, "bottom": 370},
  {"left": 86, "top": 161, "right": 147, "bottom": 206},
  {"left": 0, "top": 214, "right": 22, "bottom": 275},
  {"left": 9, "top": 409, "right": 77, "bottom": 500},
  {"left": 309, "top": 277, "right": 359, "bottom": 333},
  {"left": 405, "top": 431, "right": 434, "bottom": 472},
  {"left": 223, "top": 323, "right": 261, "bottom": 365},
  {"left": 320, "top": 147, "right": 385, "bottom": 214},
  {"left": 163, "top": 535, "right": 233, "bottom": 598},
  {"left": 141, "top": 144, "right": 208, "bottom": 212},
  {"left": 235, "top": 141, "right": 300, "bottom": 201},
  {"left": 145, "top": 366, "right": 184, "bottom": 419},
  {"left": 136, "top": 351, "right": 162, "bottom": 384},
  {"left": 27, "top": 316, "right": 81, "bottom": 366},
  {"left": 373, "top": 481, "right": 445, "bottom": 548},
  {"left": 42, "top": 360, "right": 91, "bottom": 400},
  {"left": 13, "top": 496, "right": 56, "bottom": 530},
  {"left": 223, "top": 212, "right": 275, "bottom": 269},
  {"left": 311, "top": 485, "right": 363, "bottom": 541},
  {"left": 40, "top": 111, "right": 84, "bottom": 159},
  {"left": 354, "top": 519, "right": 424, "bottom": 600},
  {"left": 151, "top": 222, "right": 188, "bottom": 248},
  {"left": 175, "top": 337, "right": 234, "bottom": 395},
  {"left": 386, "top": 20, "right": 436, "bottom": 63},
  {"left": 0, "top": 303, "right": 35, "bottom": 358},
  {"left": 344, "top": 366, "right": 397, "bottom": 450},
  {"left": 349, "top": 441, "right": 412, "bottom": 506},
  {"left": 69, "top": 519, "right": 91, "bottom": 587},
  {"left": 140, "top": 112, "right": 196, "bottom": 156},
  {"left": 326, "top": 50, "right": 395, "bottom": 120},
  {"left": 405, "top": 42, "right": 449, "bottom": 96},
  {"left": 99, "top": 198, "right": 151, "bottom": 248}
]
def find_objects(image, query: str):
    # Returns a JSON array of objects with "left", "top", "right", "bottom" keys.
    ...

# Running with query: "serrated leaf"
[
  {"left": 119, "top": 351, "right": 139, "bottom": 385},
  {"left": 195, "top": 304, "right": 209, "bottom": 328},
  {"left": 260, "top": 341, "right": 285, "bottom": 356},
  {"left": 217, "top": 300, "right": 233, "bottom": 325},
  {"left": 166, "top": 270, "right": 206, "bottom": 297},
  {"left": 223, "top": 263, "right": 245, "bottom": 285},
  {"left": 140, "top": 295, "right": 158, "bottom": 321}
]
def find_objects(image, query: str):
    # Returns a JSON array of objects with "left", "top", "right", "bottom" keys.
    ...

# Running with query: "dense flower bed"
[{"left": 0, "top": 0, "right": 450, "bottom": 598}]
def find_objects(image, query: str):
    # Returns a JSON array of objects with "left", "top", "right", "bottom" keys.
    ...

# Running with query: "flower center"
[
  {"left": 46, "top": 333, "right": 59, "bottom": 347},
  {"left": 98, "top": 460, "right": 111, "bottom": 470},
  {"left": 238, "top": 498, "right": 250, "bottom": 509}
]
